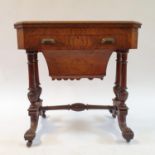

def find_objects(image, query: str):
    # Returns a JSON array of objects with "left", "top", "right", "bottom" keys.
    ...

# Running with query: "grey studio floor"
[{"left": 0, "top": 78, "right": 155, "bottom": 155}]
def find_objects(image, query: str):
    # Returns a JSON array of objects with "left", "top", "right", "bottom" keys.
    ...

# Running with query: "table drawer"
[
  {"left": 40, "top": 34, "right": 126, "bottom": 50},
  {"left": 23, "top": 34, "right": 127, "bottom": 50}
]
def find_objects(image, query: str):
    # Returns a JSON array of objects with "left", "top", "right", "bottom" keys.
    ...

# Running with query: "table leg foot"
[
  {"left": 109, "top": 106, "right": 117, "bottom": 118},
  {"left": 118, "top": 122, "right": 134, "bottom": 142},
  {"left": 24, "top": 128, "right": 35, "bottom": 147},
  {"left": 24, "top": 104, "right": 40, "bottom": 147},
  {"left": 122, "top": 127, "right": 134, "bottom": 142},
  {"left": 117, "top": 105, "right": 134, "bottom": 142},
  {"left": 26, "top": 141, "right": 32, "bottom": 147},
  {"left": 40, "top": 110, "right": 46, "bottom": 118}
]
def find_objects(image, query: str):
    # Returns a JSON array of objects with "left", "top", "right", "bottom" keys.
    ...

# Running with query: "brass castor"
[
  {"left": 40, "top": 109, "right": 46, "bottom": 118},
  {"left": 42, "top": 110, "right": 46, "bottom": 118},
  {"left": 109, "top": 107, "right": 117, "bottom": 118},
  {"left": 26, "top": 141, "right": 32, "bottom": 147}
]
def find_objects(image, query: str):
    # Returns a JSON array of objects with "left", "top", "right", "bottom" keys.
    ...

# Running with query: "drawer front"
[
  {"left": 24, "top": 34, "right": 127, "bottom": 50},
  {"left": 40, "top": 35, "right": 126, "bottom": 50}
]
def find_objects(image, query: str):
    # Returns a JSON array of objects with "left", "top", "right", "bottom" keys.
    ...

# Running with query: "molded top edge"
[{"left": 14, "top": 21, "right": 142, "bottom": 29}]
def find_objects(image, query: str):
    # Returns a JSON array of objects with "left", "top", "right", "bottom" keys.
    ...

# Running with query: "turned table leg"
[
  {"left": 116, "top": 50, "right": 134, "bottom": 142},
  {"left": 24, "top": 51, "right": 43, "bottom": 147},
  {"left": 110, "top": 52, "right": 122, "bottom": 118}
]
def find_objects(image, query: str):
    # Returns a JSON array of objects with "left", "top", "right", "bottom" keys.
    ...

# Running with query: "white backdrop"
[{"left": 0, "top": 0, "right": 155, "bottom": 154}]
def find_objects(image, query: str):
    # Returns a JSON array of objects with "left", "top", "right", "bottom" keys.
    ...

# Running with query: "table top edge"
[{"left": 14, "top": 21, "right": 142, "bottom": 29}]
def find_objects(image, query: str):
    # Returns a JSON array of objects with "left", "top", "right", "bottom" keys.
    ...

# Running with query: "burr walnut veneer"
[{"left": 14, "top": 21, "right": 141, "bottom": 147}]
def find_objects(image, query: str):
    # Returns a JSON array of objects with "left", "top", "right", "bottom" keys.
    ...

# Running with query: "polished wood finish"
[
  {"left": 14, "top": 21, "right": 141, "bottom": 146},
  {"left": 15, "top": 21, "right": 140, "bottom": 50},
  {"left": 43, "top": 50, "right": 112, "bottom": 80}
]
